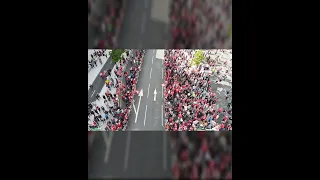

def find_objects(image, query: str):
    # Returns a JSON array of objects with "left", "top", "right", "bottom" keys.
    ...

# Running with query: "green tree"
[
  {"left": 109, "top": 49, "right": 126, "bottom": 63},
  {"left": 191, "top": 50, "right": 205, "bottom": 66}
]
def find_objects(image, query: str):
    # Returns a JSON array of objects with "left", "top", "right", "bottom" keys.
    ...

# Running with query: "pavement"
[
  {"left": 127, "top": 50, "right": 165, "bottom": 131},
  {"left": 88, "top": 55, "right": 115, "bottom": 103},
  {"left": 88, "top": 131, "right": 172, "bottom": 179},
  {"left": 208, "top": 51, "right": 232, "bottom": 123},
  {"left": 117, "top": 0, "right": 170, "bottom": 48}
]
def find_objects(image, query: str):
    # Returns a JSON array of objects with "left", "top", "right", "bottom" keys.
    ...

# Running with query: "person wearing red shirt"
[{"left": 111, "top": 125, "right": 116, "bottom": 131}]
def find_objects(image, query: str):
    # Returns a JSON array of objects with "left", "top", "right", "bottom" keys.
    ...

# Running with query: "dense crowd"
[
  {"left": 164, "top": 49, "right": 232, "bottom": 131},
  {"left": 88, "top": 0, "right": 125, "bottom": 48},
  {"left": 170, "top": 132, "right": 232, "bottom": 179},
  {"left": 120, "top": 50, "right": 145, "bottom": 108},
  {"left": 88, "top": 49, "right": 108, "bottom": 70},
  {"left": 88, "top": 49, "right": 145, "bottom": 131},
  {"left": 169, "top": 0, "right": 232, "bottom": 49},
  {"left": 88, "top": 50, "right": 121, "bottom": 130}
]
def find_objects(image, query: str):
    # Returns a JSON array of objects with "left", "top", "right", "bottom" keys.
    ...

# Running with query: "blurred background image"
[
  {"left": 88, "top": 0, "right": 232, "bottom": 49},
  {"left": 88, "top": 132, "right": 232, "bottom": 179}
]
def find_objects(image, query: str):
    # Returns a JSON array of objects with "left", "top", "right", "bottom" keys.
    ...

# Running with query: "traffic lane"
[
  {"left": 88, "top": 132, "right": 126, "bottom": 178},
  {"left": 118, "top": 0, "right": 150, "bottom": 48},
  {"left": 88, "top": 132, "right": 127, "bottom": 178},
  {"left": 126, "top": 132, "right": 172, "bottom": 178},
  {"left": 143, "top": 19, "right": 169, "bottom": 49},
  {"left": 88, "top": 132, "right": 172, "bottom": 178},
  {"left": 145, "top": 56, "right": 164, "bottom": 130},
  {"left": 128, "top": 50, "right": 154, "bottom": 130},
  {"left": 88, "top": 0, "right": 109, "bottom": 48},
  {"left": 88, "top": 56, "right": 114, "bottom": 103}
]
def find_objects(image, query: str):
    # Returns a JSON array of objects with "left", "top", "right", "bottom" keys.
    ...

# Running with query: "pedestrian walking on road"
[
  {"left": 102, "top": 95, "right": 106, "bottom": 100},
  {"left": 89, "top": 84, "right": 93, "bottom": 89},
  {"left": 99, "top": 57, "right": 102, "bottom": 65},
  {"left": 96, "top": 94, "right": 100, "bottom": 100},
  {"left": 94, "top": 60, "right": 97, "bottom": 67}
]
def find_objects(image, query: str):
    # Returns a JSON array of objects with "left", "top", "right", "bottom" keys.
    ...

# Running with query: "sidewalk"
[
  {"left": 88, "top": 50, "right": 112, "bottom": 90},
  {"left": 88, "top": 50, "right": 130, "bottom": 131}
]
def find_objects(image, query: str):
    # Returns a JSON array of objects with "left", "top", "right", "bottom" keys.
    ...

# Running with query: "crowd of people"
[
  {"left": 119, "top": 50, "right": 145, "bottom": 108},
  {"left": 169, "top": 0, "right": 232, "bottom": 49},
  {"left": 88, "top": 49, "right": 145, "bottom": 131},
  {"left": 170, "top": 131, "right": 232, "bottom": 179},
  {"left": 88, "top": 49, "right": 107, "bottom": 70},
  {"left": 88, "top": 0, "right": 125, "bottom": 49},
  {"left": 164, "top": 49, "right": 232, "bottom": 131}
]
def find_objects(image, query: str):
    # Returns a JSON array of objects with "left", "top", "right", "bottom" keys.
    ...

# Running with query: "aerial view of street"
[
  {"left": 88, "top": 131, "right": 172, "bottom": 179},
  {"left": 88, "top": 49, "right": 232, "bottom": 131},
  {"left": 88, "top": 131, "right": 232, "bottom": 179},
  {"left": 88, "top": 0, "right": 232, "bottom": 49}
]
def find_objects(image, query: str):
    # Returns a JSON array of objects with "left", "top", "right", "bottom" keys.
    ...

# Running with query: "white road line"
[
  {"left": 132, "top": 102, "right": 137, "bottom": 115},
  {"left": 150, "top": 68, "right": 152, "bottom": 79},
  {"left": 152, "top": 56, "right": 154, "bottom": 64},
  {"left": 162, "top": 85, "right": 163, "bottom": 98},
  {"left": 144, "top": 105, "right": 148, "bottom": 126},
  {"left": 141, "top": 12, "right": 146, "bottom": 34},
  {"left": 161, "top": 105, "right": 163, "bottom": 126},
  {"left": 163, "top": 132, "right": 167, "bottom": 170},
  {"left": 162, "top": 68, "right": 163, "bottom": 79},
  {"left": 103, "top": 132, "right": 113, "bottom": 163},
  {"left": 147, "top": 84, "right": 150, "bottom": 98},
  {"left": 90, "top": 90, "right": 96, "bottom": 97},
  {"left": 124, "top": 131, "right": 131, "bottom": 171}
]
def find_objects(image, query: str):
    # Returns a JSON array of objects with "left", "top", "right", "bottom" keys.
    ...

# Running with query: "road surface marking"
[
  {"left": 90, "top": 90, "right": 96, "bottom": 97},
  {"left": 162, "top": 68, "right": 163, "bottom": 79},
  {"left": 132, "top": 102, "right": 137, "bottom": 115},
  {"left": 147, "top": 84, "right": 150, "bottom": 98},
  {"left": 161, "top": 105, "right": 163, "bottom": 126},
  {"left": 152, "top": 56, "right": 154, "bottom": 64},
  {"left": 103, "top": 131, "right": 113, "bottom": 163},
  {"left": 145, "top": 0, "right": 148, "bottom": 8},
  {"left": 124, "top": 131, "right": 131, "bottom": 171},
  {"left": 141, "top": 12, "right": 146, "bottom": 34},
  {"left": 163, "top": 132, "right": 167, "bottom": 170},
  {"left": 135, "top": 89, "right": 144, "bottom": 123},
  {"left": 154, "top": 88, "right": 157, "bottom": 101},
  {"left": 150, "top": 68, "right": 152, "bottom": 79},
  {"left": 162, "top": 85, "right": 163, "bottom": 98},
  {"left": 144, "top": 105, "right": 148, "bottom": 126}
]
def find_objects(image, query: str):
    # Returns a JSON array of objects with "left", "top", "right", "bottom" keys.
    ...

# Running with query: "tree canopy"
[
  {"left": 191, "top": 50, "right": 205, "bottom": 66},
  {"left": 109, "top": 49, "right": 126, "bottom": 63}
]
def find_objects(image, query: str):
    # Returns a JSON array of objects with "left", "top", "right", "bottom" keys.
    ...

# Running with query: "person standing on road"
[
  {"left": 96, "top": 94, "right": 100, "bottom": 100},
  {"left": 94, "top": 60, "right": 97, "bottom": 67}
]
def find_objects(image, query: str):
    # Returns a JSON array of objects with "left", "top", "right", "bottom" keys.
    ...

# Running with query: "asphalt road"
[
  {"left": 117, "top": 0, "right": 169, "bottom": 48},
  {"left": 88, "top": 55, "right": 115, "bottom": 103},
  {"left": 88, "top": 0, "right": 109, "bottom": 48},
  {"left": 88, "top": 131, "right": 172, "bottom": 179},
  {"left": 128, "top": 50, "right": 164, "bottom": 131}
]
